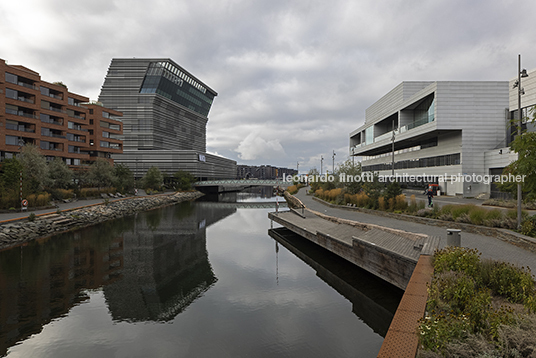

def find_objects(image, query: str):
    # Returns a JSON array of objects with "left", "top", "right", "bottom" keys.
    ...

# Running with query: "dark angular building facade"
[{"left": 98, "top": 58, "right": 236, "bottom": 179}]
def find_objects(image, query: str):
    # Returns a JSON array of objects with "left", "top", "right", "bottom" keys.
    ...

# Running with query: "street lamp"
[
  {"left": 391, "top": 120, "right": 395, "bottom": 177},
  {"left": 513, "top": 54, "right": 529, "bottom": 228},
  {"left": 332, "top": 150, "right": 336, "bottom": 174},
  {"left": 321, "top": 155, "right": 324, "bottom": 175}
]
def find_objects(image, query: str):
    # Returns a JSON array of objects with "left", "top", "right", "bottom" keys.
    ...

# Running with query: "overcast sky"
[{"left": 2, "top": 0, "right": 536, "bottom": 173}]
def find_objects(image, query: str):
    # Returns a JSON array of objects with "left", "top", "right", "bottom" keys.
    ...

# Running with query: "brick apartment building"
[{"left": 0, "top": 58, "right": 123, "bottom": 167}]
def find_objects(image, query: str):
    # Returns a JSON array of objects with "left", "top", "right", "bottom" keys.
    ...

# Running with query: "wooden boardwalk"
[{"left": 269, "top": 208, "right": 439, "bottom": 290}]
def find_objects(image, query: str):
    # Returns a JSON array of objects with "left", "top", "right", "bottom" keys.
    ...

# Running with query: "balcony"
[
  {"left": 43, "top": 92, "right": 63, "bottom": 100},
  {"left": 15, "top": 81, "right": 38, "bottom": 91},
  {"left": 48, "top": 106, "right": 66, "bottom": 114},
  {"left": 399, "top": 116, "right": 434, "bottom": 134},
  {"left": 6, "top": 124, "right": 35, "bottom": 133},
  {"left": 6, "top": 108, "right": 37, "bottom": 119}
]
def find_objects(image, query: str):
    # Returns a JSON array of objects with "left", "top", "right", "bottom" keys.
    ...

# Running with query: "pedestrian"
[{"left": 425, "top": 187, "right": 434, "bottom": 207}]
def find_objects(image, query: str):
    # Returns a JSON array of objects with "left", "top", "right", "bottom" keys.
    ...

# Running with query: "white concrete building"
[{"left": 350, "top": 81, "right": 509, "bottom": 197}]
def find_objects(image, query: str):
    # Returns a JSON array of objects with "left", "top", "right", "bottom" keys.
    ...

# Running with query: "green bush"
[
  {"left": 420, "top": 247, "right": 536, "bottom": 355},
  {"left": 28, "top": 213, "right": 36, "bottom": 222},
  {"left": 433, "top": 247, "right": 481, "bottom": 278}
]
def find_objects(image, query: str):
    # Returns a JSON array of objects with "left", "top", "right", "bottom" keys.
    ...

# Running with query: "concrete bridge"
[
  {"left": 197, "top": 201, "right": 288, "bottom": 210},
  {"left": 194, "top": 179, "right": 292, "bottom": 193}
]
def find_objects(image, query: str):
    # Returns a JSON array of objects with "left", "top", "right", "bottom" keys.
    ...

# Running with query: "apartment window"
[
  {"left": 6, "top": 88, "right": 17, "bottom": 100},
  {"left": 5, "top": 136, "right": 18, "bottom": 146},
  {"left": 5, "top": 72, "right": 17, "bottom": 84},
  {"left": 100, "top": 141, "right": 110, "bottom": 148},
  {"left": 40, "top": 86, "right": 50, "bottom": 96}
]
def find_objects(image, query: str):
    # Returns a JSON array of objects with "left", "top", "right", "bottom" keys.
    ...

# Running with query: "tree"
[
  {"left": 48, "top": 157, "right": 73, "bottom": 189},
  {"left": 502, "top": 106, "right": 536, "bottom": 201},
  {"left": 362, "top": 172, "right": 383, "bottom": 209},
  {"left": 113, "top": 164, "right": 135, "bottom": 193},
  {"left": 143, "top": 166, "right": 163, "bottom": 191},
  {"left": 20, "top": 144, "right": 50, "bottom": 193},
  {"left": 307, "top": 168, "right": 321, "bottom": 192},
  {"left": 338, "top": 159, "right": 362, "bottom": 194},
  {"left": 173, "top": 170, "right": 195, "bottom": 191},
  {"left": 1, "top": 158, "right": 22, "bottom": 192},
  {"left": 87, "top": 159, "right": 114, "bottom": 189}
]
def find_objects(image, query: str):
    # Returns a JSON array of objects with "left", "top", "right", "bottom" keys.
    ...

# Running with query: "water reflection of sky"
[{"left": 3, "top": 205, "right": 389, "bottom": 358}]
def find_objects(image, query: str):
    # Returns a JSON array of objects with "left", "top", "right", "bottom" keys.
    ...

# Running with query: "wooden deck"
[{"left": 269, "top": 209, "right": 439, "bottom": 290}]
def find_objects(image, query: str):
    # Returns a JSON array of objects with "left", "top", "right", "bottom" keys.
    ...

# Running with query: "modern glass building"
[{"left": 98, "top": 58, "right": 236, "bottom": 179}]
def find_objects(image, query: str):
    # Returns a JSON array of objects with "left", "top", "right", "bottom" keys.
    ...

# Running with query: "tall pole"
[
  {"left": 332, "top": 150, "right": 336, "bottom": 174},
  {"left": 391, "top": 120, "right": 395, "bottom": 177},
  {"left": 517, "top": 54, "right": 523, "bottom": 229},
  {"left": 321, "top": 156, "right": 323, "bottom": 175}
]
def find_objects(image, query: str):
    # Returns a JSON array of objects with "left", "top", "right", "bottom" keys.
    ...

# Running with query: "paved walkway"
[
  {"left": 403, "top": 189, "right": 536, "bottom": 216},
  {"left": 294, "top": 189, "right": 536, "bottom": 270},
  {"left": 0, "top": 189, "right": 149, "bottom": 223}
]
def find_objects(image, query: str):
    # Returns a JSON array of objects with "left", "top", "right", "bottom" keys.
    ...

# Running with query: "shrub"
[
  {"left": 433, "top": 247, "right": 481, "bottom": 278},
  {"left": 394, "top": 194, "right": 407, "bottom": 211},
  {"left": 408, "top": 194, "right": 418, "bottom": 213},
  {"left": 378, "top": 196, "right": 386, "bottom": 211},
  {"left": 520, "top": 215, "right": 536, "bottom": 237},
  {"left": 451, "top": 204, "right": 475, "bottom": 220},
  {"left": 468, "top": 207, "right": 488, "bottom": 225},
  {"left": 28, "top": 213, "right": 36, "bottom": 222},
  {"left": 36, "top": 193, "right": 50, "bottom": 207},
  {"left": 287, "top": 185, "right": 298, "bottom": 195},
  {"left": 420, "top": 247, "right": 536, "bottom": 355}
]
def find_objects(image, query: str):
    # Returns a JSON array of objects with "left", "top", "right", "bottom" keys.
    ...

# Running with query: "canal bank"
[
  {"left": 0, "top": 191, "right": 203, "bottom": 251},
  {"left": 280, "top": 189, "right": 536, "bottom": 358}
]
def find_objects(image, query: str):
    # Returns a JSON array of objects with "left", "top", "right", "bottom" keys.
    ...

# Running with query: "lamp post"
[
  {"left": 332, "top": 150, "right": 336, "bottom": 175},
  {"left": 514, "top": 54, "right": 529, "bottom": 228},
  {"left": 391, "top": 120, "right": 395, "bottom": 177},
  {"left": 320, "top": 155, "right": 324, "bottom": 175}
]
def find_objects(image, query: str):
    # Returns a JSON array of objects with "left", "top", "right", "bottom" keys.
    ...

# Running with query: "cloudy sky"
[{"left": 2, "top": 0, "right": 536, "bottom": 173}]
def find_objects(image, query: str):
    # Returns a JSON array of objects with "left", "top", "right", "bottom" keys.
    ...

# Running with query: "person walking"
[{"left": 425, "top": 187, "right": 434, "bottom": 207}]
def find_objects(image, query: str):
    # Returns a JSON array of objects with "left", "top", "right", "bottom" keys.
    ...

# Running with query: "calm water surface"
[{"left": 0, "top": 193, "right": 402, "bottom": 357}]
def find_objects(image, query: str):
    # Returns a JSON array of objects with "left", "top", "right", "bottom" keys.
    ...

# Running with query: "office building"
[
  {"left": 0, "top": 58, "right": 123, "bottom": 167},
  {"left": 350, "top": 81, "right": 509, "bottom": 197},
  {"left": 98, "top": 58, "right": 236, "bottom": 179}
]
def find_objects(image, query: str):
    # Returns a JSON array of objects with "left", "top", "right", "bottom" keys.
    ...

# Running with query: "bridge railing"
[{"left": 194, "top": 179, "right": 291, "bottom": 186}]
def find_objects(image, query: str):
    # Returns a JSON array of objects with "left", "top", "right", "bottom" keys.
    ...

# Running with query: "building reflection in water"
[
  {"left": 269, "top": 227, "right": 404, "bottom": 337},
  {"left": 0, "top": 220, "right": 126, "bottom": 356},
  {"left": 0, "top": 200, "right": 236, "bottom": 354},
  {"left": 103, "top": 201, "right": 236, "bottom": 322}
]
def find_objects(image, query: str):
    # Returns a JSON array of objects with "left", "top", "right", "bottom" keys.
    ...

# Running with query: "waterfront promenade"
[{"left": 294, "top": 189, "right": 536, "bottom": 270}]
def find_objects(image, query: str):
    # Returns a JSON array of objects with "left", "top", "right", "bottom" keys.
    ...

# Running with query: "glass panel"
[
  {"left": 5, "top": 72, "right": 17, "bottom": 84},
  {"left": 6, "top": 88, "right": 17, "bottom": 99},
  {"left": 365, "top": 126, "right": 374, "bottom": 145},
  {"left": 5, "top": 136, "right": 18, "bottom": 146}
]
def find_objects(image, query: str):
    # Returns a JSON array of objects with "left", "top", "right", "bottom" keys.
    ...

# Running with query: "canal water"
[{"left": 0, "top": 190, "right": 402, "bottom": 357}]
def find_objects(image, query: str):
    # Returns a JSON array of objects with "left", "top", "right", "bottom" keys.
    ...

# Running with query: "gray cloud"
[{"left": 1, "top": 0, "right": 535, "bottom": 173}]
